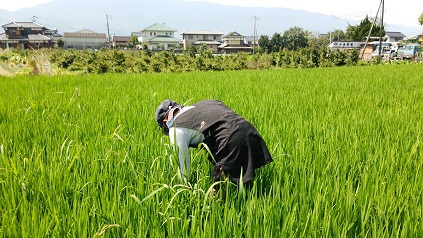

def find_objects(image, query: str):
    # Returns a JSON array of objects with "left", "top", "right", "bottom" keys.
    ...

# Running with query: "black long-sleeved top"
[{"left": 174, "top": 100, "right": 273, "bottom": 183}]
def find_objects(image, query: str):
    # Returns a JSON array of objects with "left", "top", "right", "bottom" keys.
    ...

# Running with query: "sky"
[
  {"left": 185, "top": 0, "right": 423, "bottom": 28},
  {"left": 2, "top": 0, "right": 55, "bottom": 12},
  {"left": 2, "top": 0, "right": 423, "bottom": 30}
]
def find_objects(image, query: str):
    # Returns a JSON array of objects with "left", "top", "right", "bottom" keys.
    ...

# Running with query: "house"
[
  {"left": 181, "top": 30, "right": 224, "bottom": 53},
  {"left": 245, "top": 36, "right": 259, "bottom": 47},
  {"left": 384, "top": 32, "right": 406, "bottom": 43},
  {"left": 0, "top": 22, "right": 54, "bottom": 50},
  {"left": 133, "top": 23, "right": 181, "bottom": 51},
  {"left": 113, "top": 36, "right": 131, "bottom": 49},
  {"left": 405, "top": 34, "right": 423, "bottom": 44},
  {"left": 43, "top": 28, "right": 63, "bottom": 43},
  {"left": 63, "top": 29, "right": 108, "bottom": 50},
  {"left": 219, "top": 31, "right": 252, "bottom": 54}
]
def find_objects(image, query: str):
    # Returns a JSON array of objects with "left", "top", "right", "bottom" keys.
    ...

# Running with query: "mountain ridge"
[{"left": 0, "top": 0, "right": 420, "bottom": 38}]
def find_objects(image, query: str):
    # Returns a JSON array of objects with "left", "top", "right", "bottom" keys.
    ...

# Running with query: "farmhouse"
[
  {"left": 181, "top": 30, "right": 224, "bottom": 53},
  {"left": 384, "top": 31, "right": 406, "bottom": 42},
  {"left": 132, "top": 23, "right": 181, "bottom": 51},
  {"left": 0, "top": 22, "right": 54, "bottom": 50},
  {"left": 112, "top": 36, "right": 131, "bottom": 49},
  {"left": 219, "top": 31, "right": 252, "bottom": 54},
  {"left": 63, "top": 29, "right": 108, "bottom": 50}
]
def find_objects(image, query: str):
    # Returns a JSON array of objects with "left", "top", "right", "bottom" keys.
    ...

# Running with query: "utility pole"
[
  {"left": 106, "top": 14, "right": 111, "bottom": 44},
  {"left": 252, "top": 16, "right": 260, "bottom": 55},
  {"left": 360, "top": 0, "right": 383, "bottom": 59},
  {"left": 378, "top": 0, "right": 384, "bottom": 58}
]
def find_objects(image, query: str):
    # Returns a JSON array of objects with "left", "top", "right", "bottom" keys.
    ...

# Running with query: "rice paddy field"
[{"left": 0, "top": 64, "right": 422, "bottom": 237}]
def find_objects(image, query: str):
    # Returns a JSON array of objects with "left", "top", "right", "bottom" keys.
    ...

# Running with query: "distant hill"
[{"left": 0, "top": 0, "right": 420, "bottom": 38}]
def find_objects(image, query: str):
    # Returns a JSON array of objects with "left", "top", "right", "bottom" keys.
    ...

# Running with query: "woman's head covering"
[{"left": 155, "top": 99, "right": 180, "bottom": 135}]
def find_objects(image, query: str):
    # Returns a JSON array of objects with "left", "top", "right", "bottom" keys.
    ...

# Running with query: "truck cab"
[
  {"left": 371, "top": 42, "right": 394, "bottom": 59},
  {"left": 397, "top": 44, "right": 421, "bottom": 59}
]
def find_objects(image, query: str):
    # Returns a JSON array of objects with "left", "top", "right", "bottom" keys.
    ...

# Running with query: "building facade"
[
  {"left": 219, "top": 31, "right": 252, "bottom": 54},
  {"left": 385, "top": 32, "right": 406, "bottom": 43},
  {"left": 63, "top": 29, "right": 108, "bottom": 50},
  {"left": 112, "top": 36, "right": 131, "bottom": 49},
  {"left": 181, "top": 30, "right": 224, "bottom": 53},
  {"left": 0, "top": 22, "right": 54, "bottom": 50},
  {"left": 133, "top": 23, "right": 181, "bottom": 51}
]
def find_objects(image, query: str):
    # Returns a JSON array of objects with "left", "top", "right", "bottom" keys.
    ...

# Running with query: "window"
[
  {"left": 188, "top": 35, "right": 193, "bottom": 40},
  {"left": 203, "top": 35, "right": 206, "bottom": 40}
]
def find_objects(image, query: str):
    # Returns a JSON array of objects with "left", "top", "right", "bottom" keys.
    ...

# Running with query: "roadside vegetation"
[
  {"left": 0, "top": 44, "right": 420, "bottom": 76},
  {"left": 1, "top": 16, "right": 421, "bottom": 76}
]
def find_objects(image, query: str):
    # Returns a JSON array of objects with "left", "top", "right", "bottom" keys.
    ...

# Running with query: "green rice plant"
[{"left": 0, "top": 64, "right": 422, "bottom": 237}]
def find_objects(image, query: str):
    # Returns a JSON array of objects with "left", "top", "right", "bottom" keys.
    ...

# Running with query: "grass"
[{"left": 0, "top": 64, "right": 422, "bottom": 237}]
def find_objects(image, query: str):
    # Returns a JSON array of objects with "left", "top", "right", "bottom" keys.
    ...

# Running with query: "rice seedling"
[{"left": 0, "top": 64, "right": 422, "bottom": 237}]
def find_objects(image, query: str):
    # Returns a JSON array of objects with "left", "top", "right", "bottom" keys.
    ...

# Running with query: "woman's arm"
[
  {"left": 169, "top": 127, "right": 192, "bottom": 180},
  {"left": 168, "top": 127, "right": 204, "bottom": 181}
]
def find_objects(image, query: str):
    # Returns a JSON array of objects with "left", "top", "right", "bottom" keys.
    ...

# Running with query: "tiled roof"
[
  {"left": 2, "top": 22, "right": 44, "bottom": 28},
  {"left": 385, "top": 32, "right": 406, "bottom": 38},
  {"left": 147, "top": 36, "right": 181, "bottom": 43},
  {"left": 193, "top": 40, "right": 222, "bottom": 45},
  {"left": 219, "top": 43, "right": 251, "bottom": 49},
  {"left": 0, "top": 33, "right": 51, "bottom": 41},
  {"left": 28, "top": 34, "right": 52, "bottom": 41},
  {"left": 114, "top": 36, "right": 131, "bottom": 42},
  {"left": 222, "top": 31, "right": 243, "bottom": 38},
  {"left": 181, "top": 30, "right": 224, "bottom": 35},
  {"left": 64, "top": 29, "right": 107, "bottom": 38},
  {"left": 142, "top": 23, "right": 176, "bottom": 32}
]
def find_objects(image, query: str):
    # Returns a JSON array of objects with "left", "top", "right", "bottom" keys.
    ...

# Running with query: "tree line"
[
  {"left": 1, "top": 15, "right": 421, "bottom": 75},
  {"left": 258, "top": 16, "right": 384, "bottom": 53}
]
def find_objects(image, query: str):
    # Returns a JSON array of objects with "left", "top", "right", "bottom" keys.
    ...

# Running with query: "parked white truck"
[{"left": 397, "top": 44, "right": 421, "bottom": 59}]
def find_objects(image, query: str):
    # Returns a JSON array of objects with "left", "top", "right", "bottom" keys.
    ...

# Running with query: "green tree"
[
  {"left": 198, "top": 43, "right": 213, "bottom": 58},
  {"left": 419, "top": 12, "right": 423, "bottom": 25},
  {"left": 330, "top": 29, "right": 347, "bottom": 41},
  {"left": 270, "top": 33, "right": 283, "bottom": 52},
  {"left": 282, "top": 27, "right": 309, "bottom": 51},
  {"left": 130, "top": 35, "right": 140, "bottom": 48},
  {"left": 258, "top": 35, "right": 270, "bottom": 53},
  {"left": 56, "top": 38, "right": 64, "bottom": 48},
  {"left": 187, "top": 45, "right": 197, "bottom": 58},
  {"left": 346, "top": 15, "right": 383, "bottom": 41}
]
